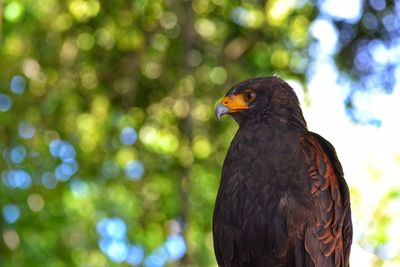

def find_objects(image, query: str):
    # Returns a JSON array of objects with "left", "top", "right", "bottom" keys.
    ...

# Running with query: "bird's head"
[{"left": 215, "top": 76, "right": 307, "bottom": 129}]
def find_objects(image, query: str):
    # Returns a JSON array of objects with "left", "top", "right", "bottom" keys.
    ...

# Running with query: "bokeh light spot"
[
  {"left": 3, "top": 230, "right": 20, "bottom": 250},
  {"left": 96, "top": 217, "right": 132, "bottom": 263},
  {"left": 193, "top": 136, "right": 211, "bottom": 159},
  {"left": 77, "top": 33, "right": 95, "bottom": 50},
  {"left": 42, "top": 172, "right": 57, "bottom": 189},
  {"left": 68, "top": 0, "right": 101, "bottom": 21},
  {"left": 369, "top": 0, "right": 386, "bottom": 11},
  {"left": 142, "top": 62, "right": 162, "bottom": 79},
  {"left": 178, "top": 146, "right": 194, "bottom": 167},
  {"left": 11, "top": 145, "right": 27, "bottom": 164},
  {"left": 120, "top": 127, "right": 138, "bottom": 145},
  {"left": 116, "top": 148, "right": 136, "bottom": 166},
  {"left": 382, "top": 14, "right": 397, "bottom": 33},
  {"left": 192, "top": 102, "right": 211, "bottom": 122},
  {"left": 96, "top": 28, "right": 115, "bottom": 49},
  {"left": 27, "top": 194, "right": 45, "bottom": 212},
  {"left": 164, "top": 235, "right": 186, "bottom": 261},
  {"left": 271, "top": 49, "right": 289, "bottom": 68},
  {"left": 266, "top": 0, "right": 296, "bottom": 27},
  {"left": 126, "top": 245, "right": 145, "bottom": 266},
  {"left": 124, "top": 160, "right": 144, "bottom": 180},
  {"left": 2, "top": 204, "right": 20, "bottom": 224},
  {"left": 55, "top": 159, "right": 79, "bottom": 181},
  {"left": 194, "top": 18, "right": 216, "bottom": 40},
  {"left": 70, "top": 179, "right": 89, "bottom": 198},
  {"left": 192, "top": 0, "right": 209, "bottom": 14},
  {"left": 60, "top": 38, "right": 78, "bottom": 64},
  {"left": 144, "top": 247, "right": 168, "bottom": 267},
  {"left": 55, "top": 13, "right": 73, "bottom": 31},
  {"left": 99, "top": 238, "right": 128, "bottom": 263},
  {"left": 80, "top": 66, "right": 98, "bottom": 90},
  {"left": 151, "top": 34, "right": 170, "bottom": 52},
  {"left": 50, "top": 140, "right": 76, "bottom": 161},
  {"left": 2, "top": 169, "right": 32, "bottom": 189},
  {"left": 97, "top": 217, "right": 127, "bottom": 240},
  {"left": 18, "top": 121, "right": 36, "bottom": 139},
  {"left": 4, "top": 1, "right": 24, "bottom": 22},
  {"left": 187, "top": 49, "right": 203, "bottom": 67},
  {"left": 0, "top": 94, "right": 12, "bottom": 112},
  {"left": 176, "top": 76, "right": 196, "bottom": 97},
  {"left": 173, "top": 99, "right": 190, "bottom": 118},
  {"left": 362, "top": 12, "right": 379, "bottom": 31},
  {"left": 22, "top": 58, "right": 41, "bottom": 80},
  {"left": 160, "top": 12, "right": 178, "bottom": 29},
  {"left": 10, "top": 75, "right": 26, "bottom": 94},
  {"left": 210, "top": 67, "right": 227, "bottom": 85},
  {"left": 232, "top": 7, "right": 264, "bottom": 28}
]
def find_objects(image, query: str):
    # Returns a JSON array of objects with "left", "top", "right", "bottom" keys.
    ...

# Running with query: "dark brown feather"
[{"left": 213, "top": 77, "right": 352, "bottom": 267}]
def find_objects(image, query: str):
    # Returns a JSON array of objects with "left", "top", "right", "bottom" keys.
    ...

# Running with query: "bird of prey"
[{"left": 213, "top": 76, "right": 352, "bottom": 267}]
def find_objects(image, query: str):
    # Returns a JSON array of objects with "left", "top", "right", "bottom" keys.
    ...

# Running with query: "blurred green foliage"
[
  {"left": 0, "top": 0, "right": 315, "bottom": 265},
  {"left": 1, "top": 0, "right": 399, "bottom": 266}
]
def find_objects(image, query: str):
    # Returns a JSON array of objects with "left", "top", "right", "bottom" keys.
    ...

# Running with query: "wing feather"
[{"left": 301, "top": 133, "right": 352, "bottom": 267}]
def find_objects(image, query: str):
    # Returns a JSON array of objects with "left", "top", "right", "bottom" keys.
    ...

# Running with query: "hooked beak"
[{"left": 215, "top": 103, "right": 230, "bottom": 121}]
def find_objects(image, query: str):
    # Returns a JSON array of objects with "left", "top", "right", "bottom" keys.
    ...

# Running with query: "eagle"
[{"left": 213, "top": 76, "right": 352, "bottom": 267}]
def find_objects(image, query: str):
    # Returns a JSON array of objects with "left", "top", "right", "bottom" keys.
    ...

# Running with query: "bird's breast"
[{"left": 218, "top": 126, "right": 313, "bottom": 226}]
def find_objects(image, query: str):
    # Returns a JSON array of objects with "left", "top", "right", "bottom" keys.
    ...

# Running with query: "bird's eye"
[{"left": 244, "top": 91, "right": 256, "bottom": 102}]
